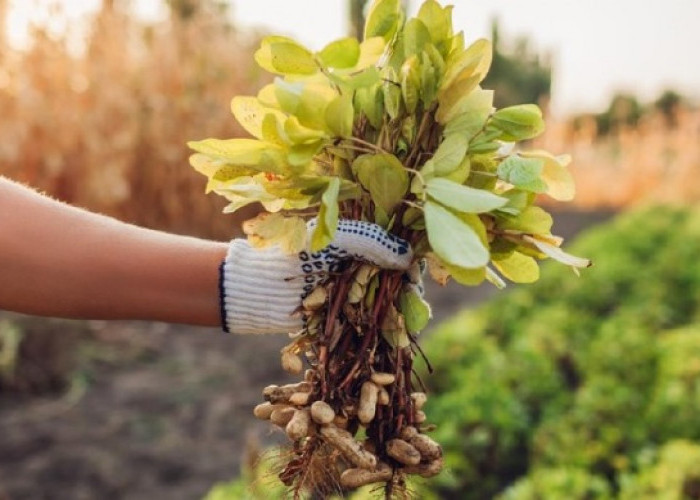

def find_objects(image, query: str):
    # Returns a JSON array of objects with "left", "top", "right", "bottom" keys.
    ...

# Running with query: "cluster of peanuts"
[{"left": 253, "top": 368, "right": 443, "bottom": 489}]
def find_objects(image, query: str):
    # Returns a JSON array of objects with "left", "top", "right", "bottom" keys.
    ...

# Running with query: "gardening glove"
[{"left": 219, "top": 219, "right": 413, "bottom": 334}]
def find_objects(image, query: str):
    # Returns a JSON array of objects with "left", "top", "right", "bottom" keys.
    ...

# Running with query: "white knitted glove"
[{"left": 219, "top": 219, "right": 413, "bottom": 334}]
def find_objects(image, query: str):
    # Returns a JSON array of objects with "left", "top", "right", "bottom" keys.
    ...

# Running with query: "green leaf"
[
  {"left": 521, "top": 150, "right": 575, "bottom": 201},
  {"left": 230, "top": 96, "right": 267, "bottom": 139},
  {"left": 364, "top": 0, "right": 401, "bottom": 41},
  {"left": 399, "top": 288, "right": 431, "bottom": 334},
  {"left": 382, "top": 68, "right": 402, "bottom": 119},
  {"left": 446, "top": 261, "right": 486, "bottom": 286},
  {"left": 500, "top": 206, "right": 553, "bottom": 234},
  {"left": 426, "top": 177, "right": 507, "bottom": 213},
  {"left": 497, "top": 156, "right": 547, "bottom": 193},
  {"left": 493, "top": 251, "right": 540, "bottom": 283},
  {"left": 311, "top": 178, "right": 340, "bottom": 251},
  {"left": 284, "top": 116, "right": 327, "bottom": 144},
  {"left": 296, "top": 85, "right": 337, "bottom": 130},
  {"left": 188, "top": 138, "right": 284, "bottom": 172},
  {"left": 419, "top": 51, "right": 438, "bottom": 106},
  {"left": 325, "top": 93, "right": 354, "bottom": 138},
  {"left": 438, "top": 85, "right": 493, "bottom": 125},
  {"left": 441, "top": 38, "right": 492, "bottom": 91},
  {"left": 261, "top": 113, "right": 288, "bottom": 146},
  {"left": 401, "top": 55, "right": 421, "bottom": 114},
  {"left": 317, "top": 37, "right": 360, "bottom": 69},
  {"left": 417, "top": 0, "right": 453, "bottom": 47},
  {"left": 403, "top": 18, "right": 431, "bottom": 57},
  {"left": 424, "top": 201, "right": 489, "bottom": 269},
  {"left": 432, "top": 133, "right": 467, "bottom": 175},
  {"left": 438, "top": 38, "right": 492, "bottom": 116},
  {"left": 287, "top": 140, "right": 324, "bottom": 169},
  {"left": 255, "top": 36, "right": 318, "bottom": 75},
  {"left": 491, "top": 104, "right": 545, "bottom": 141},
  {"left": 356, "top": 36, "right": 387, "bottom": 70},
  {"left": 354, "top": 153, "right": 409, "bottom": 215},
  {"left": 355, "top": 84, "right": 384, "bottom": 128}
]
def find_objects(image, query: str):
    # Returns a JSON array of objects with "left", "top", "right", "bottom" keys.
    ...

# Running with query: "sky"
[{"left": 5, "top": 0, "right": 700, "bottom": 116}]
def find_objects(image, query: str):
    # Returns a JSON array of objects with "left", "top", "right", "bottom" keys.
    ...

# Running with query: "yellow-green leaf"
[
  {"left": 442, "top": 38, "right": 492, "bottom": 90},
  {"left": 497, "top": 155, "right": 547, "bottom": 193},
  {"left": 382, "top": 68, "right": 402, "bottom": 119},
  {"left": 438, "top": 85, "right": 493, "bottom": 125},
  {"left": 401, "top": 55, "right": 421, "bottom": 114},
  {"left": 354, "top": 153, "right": 409, "bottom": 216},
  {"left": 243, "top": 213, "right": 308, "bottom": 255},
  {"left": 325, "top": 93, "right": 354, "bottom": 138},
  {"left": 187, "top": 138, "right": 283, "bottom": 171},
  {"left": 261, "top": 113, "right": 288, "bottom": 146},
  {"left": 284, "top": 116, "right": 327, "bottom": 144},
  {"left": 255, "top": 36, "right": 318, "bottom": 75},
  {"left": 417, "top": 0, "right": 453, "bottom": 47},
  {"left": 426, "top": 177, "right": 507, "bottom": 213},
  {"left": 500, "top": 206, "right": 553, "bottom": 235},
  {"left": 425, "top": 201, "right": 489, "bottom": 269},
  {"left": 356, "top": 36, "right": 387, "bottom": 70},
  {"left": 432, "top": 133, "right": 467, "bottom": 175},
  {"left": 364, "top": 0, "right": 401, "bottom": 41},
  {"left": 399, "top": 288, "right": 431, "bottom": 334},
  {"left": 493, "top": 251, "right": 540, "bottom": 283},
  {"left": 491, "top": 104, "right": 545, "bottom": 141},
  {"left": 521, "top": 150, "right": 575, "bottom": 201},
  {"left": 403, "top": 18, "right": 431, "bottom": 57},
  {"left": 311, "top": 178, "right": 340, "bottom": 251},
  {"left": 317, "top": 37, "right": 360, "bottom": 69},
  {"left": 231, "top": 96, "right": 287, "bottom": 140}
]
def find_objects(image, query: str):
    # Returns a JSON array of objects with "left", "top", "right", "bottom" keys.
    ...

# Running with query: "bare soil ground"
[{"left": 0, "top": 210, "right": 613, "bottom": 500}]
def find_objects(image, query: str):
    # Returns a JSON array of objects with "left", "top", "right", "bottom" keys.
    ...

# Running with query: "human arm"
[{"left": 0, "top": 177, "right": 227, "bottom": 326}]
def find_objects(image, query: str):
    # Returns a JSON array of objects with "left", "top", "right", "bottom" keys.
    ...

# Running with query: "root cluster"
[{"left": 253, "top": 264, "right": 442, "bottom": 499}]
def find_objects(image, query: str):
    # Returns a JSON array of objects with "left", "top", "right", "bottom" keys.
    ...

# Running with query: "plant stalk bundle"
[{"left": 189, "top": 0, "right": 589, "bottom": 497}]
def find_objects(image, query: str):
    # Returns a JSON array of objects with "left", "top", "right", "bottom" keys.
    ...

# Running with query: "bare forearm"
[{"left": 0, "top": 178, "right": 227, "bottom": 326}]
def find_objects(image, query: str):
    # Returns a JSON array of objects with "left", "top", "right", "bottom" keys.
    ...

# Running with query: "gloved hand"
[{"left": 219, "top": 219, "right": 413, "bottom": 334}]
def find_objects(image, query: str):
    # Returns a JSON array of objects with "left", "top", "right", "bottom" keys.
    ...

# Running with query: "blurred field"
[
  {"left": 537, "top": 106, "right": 700, "bottom": 209},
  {"left": 0, "top": 1, "right": 265, "bottom": 239}
]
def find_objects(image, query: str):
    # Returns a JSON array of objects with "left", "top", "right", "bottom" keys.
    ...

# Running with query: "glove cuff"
[{"left": 219, "top": 239, "right": 303, "bottom": 334}]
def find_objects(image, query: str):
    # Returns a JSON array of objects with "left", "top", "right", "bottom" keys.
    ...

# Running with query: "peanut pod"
[
  {"left": 270, "top": 407, "right": 295, "bottom": 427},
  {"left": 370, "top": 372, "right": 396, "bottom": 386},
  {"left": 377, "top": 388, "right": 390, "bottom": 405},
  {"left": 358, "top": 381, "right": 379, "bottom": 424},
  {"left": 281, "top": 351, "right": 303, "bottom": 374},
  {"left": 289, "top": 392, "right": 311, "bottom": 406},
  {"left": 340, "top": 463, "right": 393, "bottom": 489},
  {"left": 411, "top": 392, "right": 427, "bottom": 410},
  {"left": 320, "top": 425, "right": 377, "bottom": 470},
  {"left": 409, "top": 434, "right": 442, "bottom": 461},
  {"left": 404, "top": 457, "right": 444, "bottom": 478},
  {"left": 286, "top": 409, "right": 311, "bottom": 441},
  {"left": 310, "top": 401, "right": 335, "bottom": 425},
  {"left": 386, "top": 439, "right": 421, "bottom": 466},
  {"left": 263, "top": 382, "right": 311, "bottom": 404},
  {"left": 253, "top": 402, "right": 284, "bottom": 420}
]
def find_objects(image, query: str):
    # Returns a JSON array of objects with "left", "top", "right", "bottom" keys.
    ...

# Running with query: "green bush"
[{"left": 422, "top": 206, "right": 700, "bottom": 498}]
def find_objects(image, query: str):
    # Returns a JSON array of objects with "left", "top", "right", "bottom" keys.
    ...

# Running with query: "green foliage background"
[
  {"left": 210, "top": 206, "right": 700, "bottom": 498},
  {"left": 424, "top": 205, "right": 700, "bottom": 499}
]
